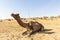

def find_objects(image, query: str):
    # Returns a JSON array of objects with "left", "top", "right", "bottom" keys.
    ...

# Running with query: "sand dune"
[{"left": 0, "top": 18, "right": 60, "bottom": 40}]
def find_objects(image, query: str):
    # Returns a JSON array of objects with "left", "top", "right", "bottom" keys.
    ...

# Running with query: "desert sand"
[{"left": 0, "top": 18, "right": 60, "bottom": 40}]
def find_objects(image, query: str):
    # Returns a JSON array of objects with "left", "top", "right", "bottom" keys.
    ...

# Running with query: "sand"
[{"left": 0, "top": 18, "right": 60, "bottom": 40}]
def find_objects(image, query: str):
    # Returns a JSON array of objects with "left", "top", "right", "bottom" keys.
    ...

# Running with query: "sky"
[{"left": 0, "top": 0, "right": 60, "bottom": 19}]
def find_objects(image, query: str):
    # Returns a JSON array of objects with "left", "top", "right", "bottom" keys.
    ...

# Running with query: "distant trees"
[
  {"left": 42, "top": 16, "right": 48, "bottom": 19},
  {"left": 5, "top": 19, "right": 13, "bottom": 21},
  {"left": 0, "top": 15, "right": 60, "bottom": 22},
  {"left": 0, "top": 20, "right": 2, "bottom": 22}
]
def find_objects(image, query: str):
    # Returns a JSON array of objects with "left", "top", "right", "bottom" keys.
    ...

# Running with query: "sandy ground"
[{"left": 0, "top": 18, "right": 60, "bottom": 40}]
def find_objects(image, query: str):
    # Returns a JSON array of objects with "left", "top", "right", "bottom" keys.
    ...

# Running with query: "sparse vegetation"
[
  {"left": 50, "top": 16, "right": 55, "bottom": 18},
  {"left": 5, "top": 19, "right": 14, "bottom": 21},
  {"left": 0, "top": 20, "right": 2, "bottom": 22},
  {"left": 57, "top": 15, "right": 60, "bottom": 18},
  {"left": 0, "top": 17, "right": 60, "bottom": 40},
  {"left": 42, "top": 16, "right": 48, "bottom": 20},
  {"left": 0, "top": 15, "right": 60, "bottom": 40},
  {"left": 5, "top": 19, "right": 11, "bottom": 21}
]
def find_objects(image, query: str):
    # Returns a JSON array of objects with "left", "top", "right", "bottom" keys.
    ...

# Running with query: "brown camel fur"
[{"left": 11, "top": 13, "right": 44, "bottom": 36}]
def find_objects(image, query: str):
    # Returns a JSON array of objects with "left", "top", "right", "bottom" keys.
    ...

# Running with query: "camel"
[{"left": 11, "top": 13, "right": 44, "bottom": 36}]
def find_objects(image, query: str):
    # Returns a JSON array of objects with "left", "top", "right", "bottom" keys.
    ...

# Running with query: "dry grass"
[{"left": 0, "top": 18, "right": 60, "bottom": 40}]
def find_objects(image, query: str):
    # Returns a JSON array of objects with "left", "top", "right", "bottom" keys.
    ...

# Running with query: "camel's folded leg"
[
  {"left": 22, "top": 31, "right": 28, "bottom": 36},
  {"left": 28, "top": 27, "right": 44, "bottom": 37},
  {"left": 22, "top": 29, "right": 32, "bottom": 36},
  {"left": 28, "top": 30, "right": 37, "bottom": 37},
  {"left": 39, "top": 26, "right": 44, "bottom": 32}
]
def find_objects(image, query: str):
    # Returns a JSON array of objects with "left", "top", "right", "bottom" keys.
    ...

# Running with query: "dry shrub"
[
  {"left": 23, "top": 18, "right": 26, "bottom": 20},
  {"left": 32, "top": 18, "right": 36, "bottom": 20},
  {"left": 50, "top": 16, "right": 55, "bottom": 20},
  {"left": 42, "top": 16, "right": 48, "bottom": 20},
  {"left": 25, "top": 20, "right": 28, "bottom": 22},
  {"left": 31, "top": 17, "right": 39, "bottom": 20},
  {"left": 7, "top": 19, "right": 12, "bottom": 21},
  {"left": 50, "top": 16, "right": 55, "bottom": 18},
  {"left": 0, "top": 20, "right": 2, "bottom": 22},
  {"left": 57, "top": 15, "right": 60, "bottom": 18},
  {"left": 30, "top": 18, "right": 34, "bottom": 20},
  {"left": 39, "top": 17, "right": 43, "bottom": 19}
]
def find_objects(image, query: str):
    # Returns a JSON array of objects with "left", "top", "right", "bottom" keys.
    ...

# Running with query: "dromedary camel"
[{"left": 11, "top": 13, "right": 44, "bottom": 36}]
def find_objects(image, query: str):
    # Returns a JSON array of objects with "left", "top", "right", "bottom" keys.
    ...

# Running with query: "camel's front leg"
[
  {"left": 28, "top": 28, "right": 44, "bottom": 37},
  {"left": 28, "top": 30, "right": 37, "bottom": 37},
  {"left": 22, "top": 29, "right": 31, "bottom": 36},
  {"left": 22, "top": 31, "right": 28, "bottom": 36}
]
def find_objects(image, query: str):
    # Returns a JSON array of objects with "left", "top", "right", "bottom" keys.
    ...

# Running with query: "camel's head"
[
  {"left": 11, "top": 13, "right": 19, "bottom": 17},
  {"left": 11, "top": 13, "right": 20, "bottom": 20}
]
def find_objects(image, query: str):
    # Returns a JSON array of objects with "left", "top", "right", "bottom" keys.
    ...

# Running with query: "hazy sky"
[{"left": 0, "top": 0, "right": 60, "bottom": 19}]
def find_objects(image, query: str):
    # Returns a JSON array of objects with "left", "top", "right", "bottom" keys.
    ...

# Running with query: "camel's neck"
[
  {"left": 13, "top": 16, "right": 28, "bottom": 28},
  {"left": 18, "top": 19, "right": 27, "bottom": 27}
]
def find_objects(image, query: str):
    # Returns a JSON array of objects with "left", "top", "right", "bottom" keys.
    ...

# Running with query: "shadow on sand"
[
  {"left": 38, "top": 29, "right": 55, "bottom": 34},
  {"left": 28, "top": 29, "right": 55, "bottom": 38},
  {"left": 32, "top": 29, "right": 55, "bottom": 35}
]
